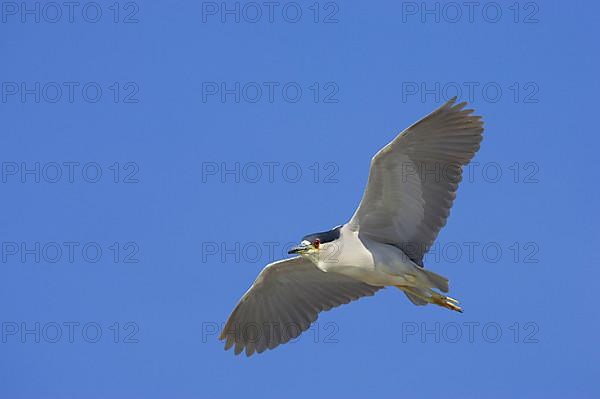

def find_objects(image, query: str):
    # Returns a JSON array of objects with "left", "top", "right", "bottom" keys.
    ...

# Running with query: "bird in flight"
[{"left": 220, "top": 97, "right": 484, "bottom": 356}]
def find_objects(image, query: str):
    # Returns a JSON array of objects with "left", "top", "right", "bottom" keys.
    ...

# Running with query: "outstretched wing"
[
  {"left": 348, "top": 97, "right": 484, "bottom": 265},
  {"left": 220, "top": 257, "right": 382, "bottom": 356}
]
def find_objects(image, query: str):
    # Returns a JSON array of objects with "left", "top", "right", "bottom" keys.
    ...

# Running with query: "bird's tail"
[
  {"left": 420, "top": 268, "right": 449, "bottom": 293},
  {"left": 401, "top": 268, "right": 449, "bottom": 306},
  {"left": 404, "top": 291, "right": 429, "bottom": 306}
]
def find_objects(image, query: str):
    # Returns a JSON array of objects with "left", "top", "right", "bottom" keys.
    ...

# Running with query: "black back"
[{"left": 302, "top": 225, "right": 342, "bottom": 244}]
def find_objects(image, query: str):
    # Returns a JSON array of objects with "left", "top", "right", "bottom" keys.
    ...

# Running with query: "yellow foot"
[{"left": 432, "top": 294, "right": 463, "bottom": 313}]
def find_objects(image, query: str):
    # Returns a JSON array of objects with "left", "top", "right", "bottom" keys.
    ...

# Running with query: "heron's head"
[{"left": 288, "top": 226, "right": 342, "bottom": 259}]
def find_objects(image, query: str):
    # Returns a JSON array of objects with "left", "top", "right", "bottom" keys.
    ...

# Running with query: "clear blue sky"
[{"left": 1, "top": 1, "right": 598, "bottom": 398}]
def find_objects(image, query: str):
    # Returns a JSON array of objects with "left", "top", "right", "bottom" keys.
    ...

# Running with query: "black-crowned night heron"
[{"left": 220, "top": 97, "right": 484, "bottom": 356}]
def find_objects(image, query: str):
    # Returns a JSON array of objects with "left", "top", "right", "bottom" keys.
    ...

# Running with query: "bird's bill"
[{"left": 288, "top": 241, "right": 312, "bottom": 254}]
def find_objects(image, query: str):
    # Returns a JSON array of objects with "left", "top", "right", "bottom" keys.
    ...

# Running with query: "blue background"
[{"left": 1, "top": 1, "right": 598, "bottom": 398}]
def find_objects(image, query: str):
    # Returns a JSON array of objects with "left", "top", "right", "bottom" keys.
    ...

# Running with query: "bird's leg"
[
  {"left": 429, "top": 290, "right": 463, "bottom": 313},
  {"left": 400, "top": 286, "right": 463, "bottom": 313}
]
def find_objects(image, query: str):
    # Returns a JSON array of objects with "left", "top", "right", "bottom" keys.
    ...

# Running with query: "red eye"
[{"left": 313, "top": 239, "right": 320, "bottom": 249}]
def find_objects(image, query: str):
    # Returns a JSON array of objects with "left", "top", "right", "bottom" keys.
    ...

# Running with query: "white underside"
[{"left": 302, "top": 224, "right": 431, "bottom": 288}]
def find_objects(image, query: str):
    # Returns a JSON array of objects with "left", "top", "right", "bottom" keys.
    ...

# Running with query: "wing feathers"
[
  {"left": 349, "top": 97, "right": 484, "bottom": 265},
  {"left": 220, "top": 257, "right": 382, "bottom": 356}
]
